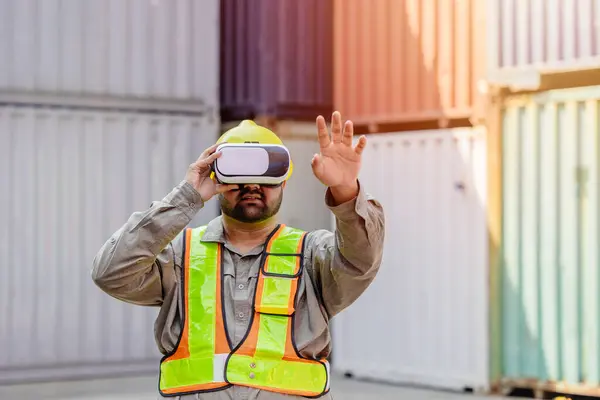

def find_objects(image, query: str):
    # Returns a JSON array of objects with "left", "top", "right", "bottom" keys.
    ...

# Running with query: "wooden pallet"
[{"left": 494, "top": 379, "right": 600, "bottom": 400}]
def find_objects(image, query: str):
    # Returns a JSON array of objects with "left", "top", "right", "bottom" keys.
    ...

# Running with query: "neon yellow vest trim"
[
  {"left": 159, "top": 224, "right": 329, "bottom": 397},
  {"left": 159, "top": 226, "right": 230, "bottom": 394}
]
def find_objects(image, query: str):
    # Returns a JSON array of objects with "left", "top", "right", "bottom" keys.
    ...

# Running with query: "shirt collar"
[
  {"left": 199, "top": 216, "right": 280, "bottom": 257},
  {"left": 200, "top": 216, "right": 227, "bottom": 243}
]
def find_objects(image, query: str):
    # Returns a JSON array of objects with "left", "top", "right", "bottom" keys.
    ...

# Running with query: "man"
[{"left": 92, "top": 111, "right": 385, "bottom": 399}]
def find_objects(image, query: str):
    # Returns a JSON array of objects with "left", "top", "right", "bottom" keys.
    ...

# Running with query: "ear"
[{"left": 282, "top": 181, "right": 287, "bottom": 189}]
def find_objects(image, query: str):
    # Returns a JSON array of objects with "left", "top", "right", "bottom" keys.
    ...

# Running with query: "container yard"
[{"left": 2, "top": 1, "right": 600, "bottom": 399}]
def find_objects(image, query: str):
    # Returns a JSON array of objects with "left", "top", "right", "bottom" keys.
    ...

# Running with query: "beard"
[{"left": 219, "top": 185, "right": 283, "bottom": 223}]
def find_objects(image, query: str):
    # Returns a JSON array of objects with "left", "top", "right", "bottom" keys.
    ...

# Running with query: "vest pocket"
[
  {"left": 254, "top": 273, "right": 299, "bottom": 316},
  {"left": 261, "top": 254, "right": 302, "bottom": 277}
]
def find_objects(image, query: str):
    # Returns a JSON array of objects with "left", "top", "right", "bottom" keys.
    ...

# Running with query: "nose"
[{"left": 242, "top": 183, "right": 260, "bottom": 190}]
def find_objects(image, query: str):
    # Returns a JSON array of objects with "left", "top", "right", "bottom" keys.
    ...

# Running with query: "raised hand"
[
  {"left": 312, "top": 111, "right": 366, "bottom": 204},
  {"left": 185, "top": 143, "right": 237, "bottom": 201}
]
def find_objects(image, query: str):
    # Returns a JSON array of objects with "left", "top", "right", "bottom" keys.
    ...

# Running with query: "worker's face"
[{"left": 219, "top": 183, "right": 284, "bottom": 223}]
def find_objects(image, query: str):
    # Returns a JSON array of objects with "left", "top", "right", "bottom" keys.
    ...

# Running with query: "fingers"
[
  {"left": 195, "top": 143, "right": 220, "bottom": 164},
  {"left": 317, "top": 111, "right": 352, "bottom": 148},
  {"left": 310, "top": 153, "right": 320, "bottom": 167},
  {"left": 316, "top": 115, "right": 331, "bottom": 149},
  {"left": 215, "top": 184, "right": 238, "bottom": 194},
  {"left": 203, "top": 150, "right": 222, "bottom": 165},
  {"left": 342, "top": 120, "right": 353, "bottom": 146},
  {"left": 354, "top": 135, "right": 367, "bottom": 155},
  {"left": 310, "top": 153, "right": 324, "bottom": 175},
  {"left": 191, "top": 144, "right": 223, "bottom": 172},
  {"left": 331, "top": 111, "right": 342, "bottom": 143}
]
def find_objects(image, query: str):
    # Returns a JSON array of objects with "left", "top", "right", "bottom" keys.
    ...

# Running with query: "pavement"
[{"left": 0, "top": 374, "right": 510, "bottom": 400}]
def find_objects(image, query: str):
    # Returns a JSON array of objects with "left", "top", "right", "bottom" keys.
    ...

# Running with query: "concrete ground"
[{"left": 0, "top": 374, "right": 510, "bottom": 400}]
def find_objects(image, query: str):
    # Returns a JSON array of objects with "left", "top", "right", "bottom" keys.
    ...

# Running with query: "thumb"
[
  {"left": 311, "top": 153, "right": 323, "bottom": 175},
  {"left": 310, "top": 153, "right": 319, "bottom": 167}
]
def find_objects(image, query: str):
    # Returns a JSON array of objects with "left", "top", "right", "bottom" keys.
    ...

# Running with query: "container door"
[
  {"left": 331, "top": 127, "right": 489, "bottom": 392},
  {"left": 498, "top": 86, "right": 600, "bottom": 392}
]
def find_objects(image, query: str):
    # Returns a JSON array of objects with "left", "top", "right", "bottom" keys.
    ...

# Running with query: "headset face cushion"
[{"left": 214, "top": 143, "right": 290, "bottom": 185}]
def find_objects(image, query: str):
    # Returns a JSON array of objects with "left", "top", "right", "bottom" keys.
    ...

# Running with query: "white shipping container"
[
  {"left": 332, "top": 127, "right": 489, "bottom": 392},
  {"left": 0, "top": 106, "right": 219, "bottom": 383},
  {"left": 0, "top": 0, "right": 218, "bottom": 110},
  {"left": 486, "top": 0, "right": 600, "bottom": 88}
]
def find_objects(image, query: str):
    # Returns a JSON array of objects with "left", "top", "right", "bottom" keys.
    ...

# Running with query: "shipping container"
[
  {"left": 0, "top": 106, "right": 219, "bottom": 383},
  {"left": 332, "top": 127, "right": 489, "bottom": 391},
  {"left": 487, "top": 0, "right": 600, "bottom": 88},
  {"left": 0, "top": 0, "right": 218, "bottom": 112},
  {"left": 494, "top": 85, "right": 600, "bottom": 396},
  {"left": 219, "top": 0, "right": 333, "bottom": 122},
  {"left": 333, "top": 0, "right": 486, "bottom": 129}
]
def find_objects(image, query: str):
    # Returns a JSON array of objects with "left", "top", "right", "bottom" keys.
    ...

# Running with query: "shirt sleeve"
[
  {"left": 304, "top": 180, "right": 385, "bottom": 318},
  {"left": 91, "top": 180, "right": 203, "bottom": 306}
]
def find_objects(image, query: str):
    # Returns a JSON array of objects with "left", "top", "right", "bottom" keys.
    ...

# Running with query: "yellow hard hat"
[{"left": 215, "top": 120, "right": 293, "bottom": 180}]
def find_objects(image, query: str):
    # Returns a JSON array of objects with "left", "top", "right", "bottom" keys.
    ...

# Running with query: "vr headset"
[{"left": 212, "top": 143, "right": 291, "bottom": 186}]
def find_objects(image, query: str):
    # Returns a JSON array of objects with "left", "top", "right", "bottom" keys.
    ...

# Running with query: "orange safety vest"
[{"left": 159, "top": 224, "right": 330, "bottom": 397}]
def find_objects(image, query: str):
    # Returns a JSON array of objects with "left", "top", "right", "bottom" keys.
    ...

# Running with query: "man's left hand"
[{"left": 312, "top": 111, "right": 366, "bottom": 204}]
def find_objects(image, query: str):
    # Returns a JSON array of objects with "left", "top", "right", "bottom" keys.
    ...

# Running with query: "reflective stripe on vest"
[
  {"left": 225, "top": 225, "right": 329, "bottom": 397},
  {"left": 159, "top": 224, "right": 329, "bottom": 397},
  {"left": 159, "top": 226, "right": 231, "bottom": 395}
]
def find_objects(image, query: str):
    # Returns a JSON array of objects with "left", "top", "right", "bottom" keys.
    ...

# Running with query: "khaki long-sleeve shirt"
[{"left": 92, "top": 179, "right": 385, "bottom": 400}]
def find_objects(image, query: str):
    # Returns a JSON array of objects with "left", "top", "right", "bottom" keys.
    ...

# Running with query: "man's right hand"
[{"left": 185, "top": 143, "right": 237, "bottom": 201}]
